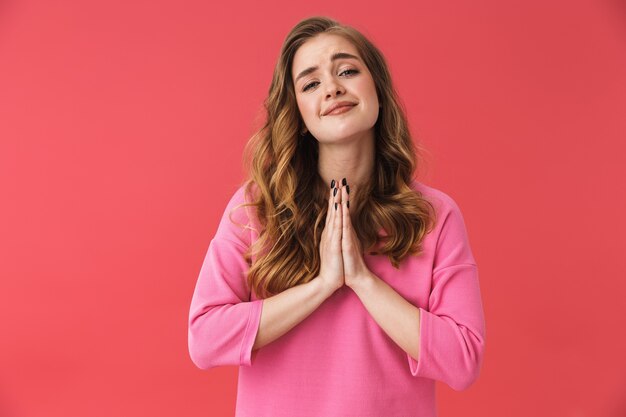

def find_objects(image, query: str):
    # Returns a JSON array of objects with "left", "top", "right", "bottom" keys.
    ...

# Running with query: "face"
[{"left": 291, "top": 33, "right": 379, "bottom": 144}]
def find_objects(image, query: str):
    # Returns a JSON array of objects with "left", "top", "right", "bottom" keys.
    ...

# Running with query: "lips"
[{"left": 323, "top": 101, "right": 357, "bottom": 116}]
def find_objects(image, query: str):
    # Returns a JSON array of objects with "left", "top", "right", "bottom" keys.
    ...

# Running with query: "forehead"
[{"left": 292, "top": 34, "right": 360, "bottom": 73}]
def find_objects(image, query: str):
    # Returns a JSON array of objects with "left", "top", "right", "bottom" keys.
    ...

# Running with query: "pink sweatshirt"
[{"left": 188, "top": 180, "right": 486, "bottom": 417}]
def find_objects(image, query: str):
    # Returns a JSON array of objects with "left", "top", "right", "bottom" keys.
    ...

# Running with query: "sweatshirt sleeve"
[
  {"left": 188, "top": 187, "right": 264, "bottom": 370},
  {"left": 407, "top": 195, "right": 486, "bottom": 391}
]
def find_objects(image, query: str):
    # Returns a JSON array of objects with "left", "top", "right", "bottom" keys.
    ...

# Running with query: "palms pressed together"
[{"left": 318, "top": 178, "right": 372, "bottom": 291}]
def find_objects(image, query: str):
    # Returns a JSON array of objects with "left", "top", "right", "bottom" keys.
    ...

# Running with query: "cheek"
[
  {"left": 354, "top": 77, "right": 378, "bottom": 105},
  {"left": 365, "top": 81, "right": 379, "bottom": 105},
  {"left": 360, "top": 78, "right": 380, "bottom": 123},
  {"left": 297, "top": 98, "right": 317, "bottom": 122}
]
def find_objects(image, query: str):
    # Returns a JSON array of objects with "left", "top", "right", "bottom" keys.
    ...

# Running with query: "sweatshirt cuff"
[
  {"left": 407, "top": 307, "right": 430, "bottom": 377},
  {"left": 239, "top": 299, "right": 264, "bottom": 367}
]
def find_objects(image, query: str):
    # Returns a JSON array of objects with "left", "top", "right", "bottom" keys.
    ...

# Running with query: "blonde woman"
[{"left": 188, "top": 16, "right": 486, "bottom": 417}]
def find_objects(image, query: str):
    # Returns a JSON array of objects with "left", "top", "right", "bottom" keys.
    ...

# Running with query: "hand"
[
  {"left": 338, "top": 181, "right": 373, "bottom": 289},
  {"left": 317, "top": 179, "right": 345, "bottom": 293}
]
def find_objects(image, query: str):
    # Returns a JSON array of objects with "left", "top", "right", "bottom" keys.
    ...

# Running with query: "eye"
[
  {"left": 340, "top": 68, "right": 359, "bottom": 76},
  {"left": 303, "top": 81, "right": 319, "bottom": 92}
]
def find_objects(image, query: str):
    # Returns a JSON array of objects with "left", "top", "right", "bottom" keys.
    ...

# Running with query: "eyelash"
[{"left": 302, "top": 69, "right": 360, "bottom": 92}]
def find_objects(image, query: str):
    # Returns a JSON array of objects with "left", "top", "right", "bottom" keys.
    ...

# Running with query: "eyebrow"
[{"left": 294, "top": 52, "right": 361, "bottom": 84}]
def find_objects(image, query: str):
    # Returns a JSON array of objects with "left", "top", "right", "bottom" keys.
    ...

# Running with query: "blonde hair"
[{"left": 235, "top": 16, "right": 436, "bottom": 299}]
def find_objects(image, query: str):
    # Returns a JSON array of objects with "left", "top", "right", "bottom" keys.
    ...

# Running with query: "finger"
[
  {"left": 342, "top": 183, "right": 350, "bottom": 227},
  {"left": 342, "top": 184, "right": 353, "bottom": 245},
  {"left": 333, "top": 186, "right": 342, "bottom": 243},
  {"left": 342, "top": 182, "right": 350, "bottom": 212},
  {"left": 328, "top": 185, "right": 340, "bottom": 243},
  {"left": 325, "top": 180, "right": 335, "bottom": 228}
]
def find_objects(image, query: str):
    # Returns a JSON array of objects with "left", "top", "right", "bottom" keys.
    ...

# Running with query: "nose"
[{"left": 325, "top": 78, "right": 345, "bottom": 98}]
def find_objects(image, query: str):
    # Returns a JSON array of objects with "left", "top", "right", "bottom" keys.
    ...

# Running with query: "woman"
[{"left": 188, "top": 16, "right": 486, "bottom": 417}]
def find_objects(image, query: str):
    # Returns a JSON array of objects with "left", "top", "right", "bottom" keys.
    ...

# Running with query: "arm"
[
  {"left": 351, "top": 263, "right": 484, "bottom": 391},
  {"left": 409, "top": 198, "right": 486, "bottom": 391},
  {"left": 252, "top": 278, "right": 336, "bottom": 350},
  {"left": 349, "top": 273, "right": 421, "bottom": 361},
  {"left": 188, "top": 236, "right": 264, "bottom": 370},
  {"left": 411, "top": 263, "right": 485, "bottom": 391},
  {"left": 188, "top": 235, "right": 336, "bottom": 369},
  {"left": 188, "top": 186, "right": 339, "bottom": 369},
  {"left": 349, "top": 195, "right": 486, "bottom": 391}
]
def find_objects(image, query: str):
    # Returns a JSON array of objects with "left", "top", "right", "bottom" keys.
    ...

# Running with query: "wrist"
[
  {"left": 312, "top": 276, "right": 341, "bottom": 298},
  {"left": 347, "top": 272, "right": 375, "bottom": 294}
]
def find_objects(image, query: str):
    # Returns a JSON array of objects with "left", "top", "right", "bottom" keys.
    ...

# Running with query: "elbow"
[
  {"left": 188, "top": 312, "right": 222, "bottom": 370},
  {"left": 187, "top": 310, "right": 244, "bottom": 370},
  {"left": 450, "top": 335, "right": 485, "bottom": 391},
  {"left": 449, "top": 362, "right": 481, "bottom": 391},
  {"left": 187, "top": 303, "right": 260, "bottom": 370},
  {"left": 188, "top": 330, "right": 214, "bottom": 370}
]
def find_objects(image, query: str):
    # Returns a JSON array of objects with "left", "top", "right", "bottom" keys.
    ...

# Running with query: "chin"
[{"left": 315, "top": 125, "right": 375, "bottom": 144}]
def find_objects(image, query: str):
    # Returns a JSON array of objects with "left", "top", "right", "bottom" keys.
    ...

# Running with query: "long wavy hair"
[{"left": 233, "top": 16, "right": 436, "bottom": 299}]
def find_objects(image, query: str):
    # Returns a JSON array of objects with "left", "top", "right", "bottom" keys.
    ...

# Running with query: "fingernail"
[
  {"left": 341, "top": 178, "right": 347, "bottom": 186},
  {"left": 335, "top": 202, "right": 337, "bottom": 210},
  {"left": 347, "top": 201, "right": 350, "bottom": 209},
  {"left": 346, "top": 185, "right": 350, "bottom": 195},
  {"left": 333, "top": 187, "right": 338, "bottom": 197},
  {"left": 330, "top": 179, "right": 335, "bottom": 188}
]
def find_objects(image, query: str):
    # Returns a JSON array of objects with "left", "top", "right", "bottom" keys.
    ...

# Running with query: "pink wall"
[{"left": 1, "top": 0, "right": 625, "bottom": 416}]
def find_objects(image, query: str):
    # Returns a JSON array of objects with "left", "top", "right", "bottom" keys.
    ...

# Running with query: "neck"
[{"left": 317, "top": 131, "right": 375, "bottom": 195}]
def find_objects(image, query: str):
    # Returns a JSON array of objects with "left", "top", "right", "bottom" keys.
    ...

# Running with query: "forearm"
[
  {"left": 252, "top": 278, "right": 336, "bottom": 350},
  {"left": 350, "top": 273, "right": 421, "bottom": 361}
]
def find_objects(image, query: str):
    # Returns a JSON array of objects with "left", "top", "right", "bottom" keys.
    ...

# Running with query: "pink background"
[{"left": 1, "top": 1, "right": 625, "bottom": 416}]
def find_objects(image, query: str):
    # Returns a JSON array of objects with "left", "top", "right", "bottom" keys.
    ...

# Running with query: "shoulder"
[
  {"left": 410, "top": 179, "right": 463, "bottom": 217},
  {"left": 411, "top": 179, "right": 476, "bottom": 262},
  {"left": 410, "top": 179, "right": 472, "bottom": 244},
  {"left": 214, "top": 181, "right": 260, "bottom": 247}
]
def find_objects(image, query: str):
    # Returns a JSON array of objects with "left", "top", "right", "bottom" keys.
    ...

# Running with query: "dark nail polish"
[
  {"left": 347, "top": 201, "right": 350, "bottom": 209},
  {"left": 342, "top": 178, "right": 347, "bottom": 186},
  {"left": 333, "top": 187, "right": 338, "bottom": 197},
  {"left": 335, "top": 202, "right": 337, "bottom": 210},
  {"left": 346, "top": 185, "right": 350, "bottom": 195},
  {"left": 330, "top": 179, "right": 335, "bottom": 188}
]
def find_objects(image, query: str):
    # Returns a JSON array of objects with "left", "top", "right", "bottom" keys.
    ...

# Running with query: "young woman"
[{"left": 188, "top": 16, "right": 486, "bottom": 417}]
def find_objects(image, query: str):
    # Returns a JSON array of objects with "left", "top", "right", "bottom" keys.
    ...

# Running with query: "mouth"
[{"left": 324, "top": 103, "right": 356, "bottom": 116}]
